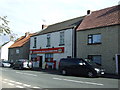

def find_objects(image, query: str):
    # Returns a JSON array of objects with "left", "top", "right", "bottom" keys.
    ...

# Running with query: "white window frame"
[
  {"left": 47, "top": 34, "right": 51, "bottom": 47},
  {"left": 88, "top": 34, "right": 101, "bottom": 44},
  {"left": 59, "top": 31, "right": 65, "bottom": 45},
  {"left": 16, "top": 49, "right": 19, "bottom": 54},
  {"left": 88, "top": 55, "right": 102, "bottom": 65},
  {"left": 115, "top": 54, "right": 120, "bottom": 74}
]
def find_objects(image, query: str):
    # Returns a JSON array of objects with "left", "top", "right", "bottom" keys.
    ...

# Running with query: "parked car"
[
  {"left": 0, "top": 61, "right": 11, "bottom": 68},
  {"left": 59, "top": 58, "right": 105, "bottom": 77},
  {"left": 12, "top": 59, "right": 32, "bottom": 69}
]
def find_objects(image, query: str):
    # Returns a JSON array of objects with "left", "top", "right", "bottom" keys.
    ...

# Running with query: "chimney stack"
[
  {"left": 42, "top": 24, "right": 48, "bottom": 29},
  {"left": 25, "top": 32, "right": 30, "bottom": 37},
  {"left": 87, "top": 10, "right": 91, "bottom": 15}
]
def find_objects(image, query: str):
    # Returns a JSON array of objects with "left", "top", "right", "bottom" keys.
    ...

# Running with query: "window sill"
[
  {"left": 46, "top": 45, "right": 51, "bottom": 47},
  {"left": 33, "top": 46, "right": 36, "bottom": 48},
  {"left": 59, "top": 44, "right": 65, "bottom": 46},
  {"left": 87, "top": 43, "right": 102, "bottom": 45}
]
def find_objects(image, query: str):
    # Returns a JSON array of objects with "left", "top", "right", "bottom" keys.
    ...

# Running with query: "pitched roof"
[
  {"left": 0, "top": 41, "right": 9, "bottom": 48},
  {"left": 77, "top": 5, "right": 120, "bottom": 31},
  {"left": 9, "top": 33, "right": 33, "bottom": 48},
  {"left": 34, "top": 16, "right": 85, "bottom": 36}
]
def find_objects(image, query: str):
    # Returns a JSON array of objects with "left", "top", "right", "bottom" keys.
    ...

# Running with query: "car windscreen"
[
  {"left": 2, "top": 61, "right": 10, "bottom": 63},
  {"left": 84, "top": 59, "right": 100, "bottom": 67}
]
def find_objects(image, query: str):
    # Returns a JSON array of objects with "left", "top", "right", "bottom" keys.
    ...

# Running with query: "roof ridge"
[
  {"left": 93, "top": 5, "right": 119, "bottom": 13},
  {"left": 49, "top": 15, "right": 85, "bottom": 26}
]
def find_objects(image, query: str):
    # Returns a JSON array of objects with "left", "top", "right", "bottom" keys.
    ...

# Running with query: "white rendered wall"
[
  {"left": 1, "top": 41, "right": 14, "bottom": 60},
  {"left": 30, "top": 29, "right": 73, "bottom": 69}
]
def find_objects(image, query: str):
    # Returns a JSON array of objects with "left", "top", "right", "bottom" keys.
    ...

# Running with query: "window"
[
  {"left": 59, "top": 31, "right": 64, "bottom": 46},
  {"left": 88, "top": 55, "right": 102, "bottom": 65},
  {"left": 33, "top": 37, "right": 37, "bottom": 48},
  {"left": 16, "top": 49, "right": 19, "bottom": 54},
  {"left": 88, "top": 34, "right": 101, "bottom": 44},
  {"left": 45, "top": 53, "right": 53, "bottom": 62},
  {"left": 46, "top": 34, "right": 51, "bottom": 47},
  {"left": 45, "top": 54, "right": 53, "bottom": 58}
]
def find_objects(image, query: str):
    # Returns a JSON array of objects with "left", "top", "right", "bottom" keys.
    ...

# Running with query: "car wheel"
[
  {"left": 87, "top": 71, "right": 94, "bottom": 78},
  {"left": 62, "top": 69, "right": 67, "bottom": 75},
  {"left": 19, "top": 66, "right": 23, "bottom": 70},
  {"left": 2, "top": 64, "right": 4, "bottom": 67},
  {"left": 12, "top": 66, "right": 15, "bottom": 69}
]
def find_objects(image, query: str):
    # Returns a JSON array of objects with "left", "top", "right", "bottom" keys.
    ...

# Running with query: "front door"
[
  {"left": 118, "top": 55, "right": 120, "bottom": 76},
  {"left": 39, "top": 56, "right": 42, "bottom": 68},
  {"left": 116, "top": 54, "right": 120, "bottom": 75}
]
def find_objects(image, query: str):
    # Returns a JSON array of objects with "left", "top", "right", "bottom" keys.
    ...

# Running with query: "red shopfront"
[{"left": 30, "top": 47, "right": 64, "bottom": 69}]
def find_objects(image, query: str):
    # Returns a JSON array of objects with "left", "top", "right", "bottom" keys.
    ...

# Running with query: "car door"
[
  {"left": 77, "top": 59, "right": 88, "bottom": 76},
  {"left": 69, "top": 59, "right": 81, "bottom": 75}
]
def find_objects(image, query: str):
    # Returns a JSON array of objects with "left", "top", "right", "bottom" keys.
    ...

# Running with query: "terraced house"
[
  {"left": 30, "top": 16, "right": 84, "bottom": 69},
  {"left": 8, "top": 32, "right": 33, "bottom": 62},
  {"left": 76, "top": 5, "right": 120, "bottom": 75}
]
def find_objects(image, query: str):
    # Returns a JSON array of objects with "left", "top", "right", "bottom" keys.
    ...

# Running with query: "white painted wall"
[
  {"left": 0, "top": 48, "right": 1, "bottom": 60},
  {"left": 0, "top": 41, "right": 14, "bottom": 60},
  {"left": 30, "top": 29, "right": 73, "bottom": 69}
]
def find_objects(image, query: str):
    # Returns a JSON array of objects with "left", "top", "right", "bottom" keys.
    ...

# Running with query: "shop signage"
[{"left": 30, "top": 47, "right": 64, "bottom": 54}]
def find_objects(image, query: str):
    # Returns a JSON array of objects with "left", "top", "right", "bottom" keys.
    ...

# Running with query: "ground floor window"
[
  {"left": 31, "top": 54, "right": 37, "bottom": 61},
  {"left": 45, "top": 53, "right": 53, "bottom": 62},
  {"left": 45, "top": 53, "right": 56, "bottom": 69},
  {"left": 88, "top": 55, "right": 101, "bottom": 66}
]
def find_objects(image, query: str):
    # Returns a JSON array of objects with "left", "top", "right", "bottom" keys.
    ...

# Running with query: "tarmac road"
[{"left": 0, "top": 67, "right": 119, "bottom": 89}]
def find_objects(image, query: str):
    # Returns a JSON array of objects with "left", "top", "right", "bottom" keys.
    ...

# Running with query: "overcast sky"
[{"left": 0, "top": 0, "right": 119, "bottom": 45}]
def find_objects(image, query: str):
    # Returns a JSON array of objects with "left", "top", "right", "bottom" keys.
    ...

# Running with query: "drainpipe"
[{"left": 72, "top": 26, "right": 77, "bottom": 58}]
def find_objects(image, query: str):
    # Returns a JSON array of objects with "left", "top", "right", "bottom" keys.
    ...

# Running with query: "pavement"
[{"left": 102, "top": 73, "right": 120, "bottom": 79}]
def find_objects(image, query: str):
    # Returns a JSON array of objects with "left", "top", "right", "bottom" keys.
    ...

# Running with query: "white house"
[
  {"left": 30, "top": 16, "right": 84, "bottom": 69},
  {"left": 0, "top": 41, "right": 14, "bottom": 61}
]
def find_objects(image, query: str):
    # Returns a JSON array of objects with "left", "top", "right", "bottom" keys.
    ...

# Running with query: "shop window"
[
  {"left": 45, "top": 53, "right": 53, "bottom": 62},
  {"left": 59, "top": 31, "right": 65, "bottom": 46},
  {"left": 88, "top": 55, "right": 102, "bottom": 66},
  {"left": 46, "top": 34, "right": 51, "bottom": 47},
  {"left": 33, "top": 37, "right": 37, "bottom": 48},
  {"left": 88, "top": 34, "right": 101, "bottom": 44}
]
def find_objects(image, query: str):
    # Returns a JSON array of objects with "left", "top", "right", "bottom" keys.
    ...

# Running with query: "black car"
[{"left": 59, "top": 58, "right": 105, "bottom": 77}]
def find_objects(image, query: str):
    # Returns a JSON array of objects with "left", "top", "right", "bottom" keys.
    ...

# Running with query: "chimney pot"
[
  {"left": 87, "top": 10, "right": 91, "bottom": 15},
  {"left": 42, "top": 24, "right": 48, "bottom": 29},
  {"left": 25, "top": 32, "right": 30, "bottom": 37}
]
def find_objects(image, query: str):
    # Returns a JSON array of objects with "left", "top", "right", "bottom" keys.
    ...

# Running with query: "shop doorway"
[
  {"left": 45, "top": 53, "right": 54, "bottom": 69},
  {"left": 39, "top": 56, "right": 42, "bottom": 68}
]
